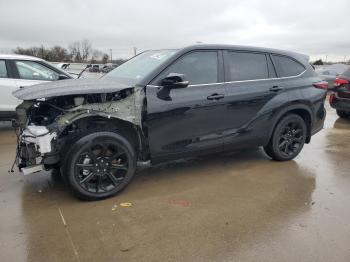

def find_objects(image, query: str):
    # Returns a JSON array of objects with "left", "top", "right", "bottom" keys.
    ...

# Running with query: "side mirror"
[
  {"left": 161, "top": 73, "right": 189, "bottom": 89},
  {"left": 156, "top": 73, "right": 189, "bottom": 101},
  {"left": 58, "top": 74, "right": 70, "bottom": 80}
]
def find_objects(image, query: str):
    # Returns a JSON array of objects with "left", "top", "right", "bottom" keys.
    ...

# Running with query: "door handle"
[
  {"left": 207, "top": 93, "right": 225, "bottom": 100},
  {"left": 270, "top": 86, "right": 284, "bottom": 92}
]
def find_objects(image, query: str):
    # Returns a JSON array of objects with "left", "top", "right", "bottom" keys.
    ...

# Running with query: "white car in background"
[{"left": 0, "top": 54, "right": 72, "bottom": 120}]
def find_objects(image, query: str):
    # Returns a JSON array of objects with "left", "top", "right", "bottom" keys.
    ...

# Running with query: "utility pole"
[
  {"left": 109, "top": 49, "right": 112, "bottom": 63},
  {"left": 133, "top": 47, "right": 137, "bottom": 56},
  {"left": 41, "top": 45, "right": 44, "bottom": 59}
]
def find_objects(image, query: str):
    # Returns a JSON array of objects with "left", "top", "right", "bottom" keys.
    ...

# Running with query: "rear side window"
[
  {"left": 0, "top": 60, "right": 7, "bottom": 78},
  {"left": 227, "top": 52, "right": 269, "bottom": 81},
  {"left": 15, "top": 60, "right": 60, "bottom": 81},
  {"left": 158, "top": 51, "right": 218, "bottom": 85},
  {"left": 272, "top": 55, "right": 305, "bottom": 77}
]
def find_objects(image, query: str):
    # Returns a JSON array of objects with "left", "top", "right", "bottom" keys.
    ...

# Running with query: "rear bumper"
[{"left": 330, "top": 94, "right": 350, "bottom": 112}]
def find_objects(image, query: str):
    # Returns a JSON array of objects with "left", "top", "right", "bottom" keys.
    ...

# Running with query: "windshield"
[{"left": 103, "top": 49, "right": 177, "bottom": 84}]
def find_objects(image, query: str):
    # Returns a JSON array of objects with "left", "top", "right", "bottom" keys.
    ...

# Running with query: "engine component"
[{"left": 21, "top": 126, "right": 57, "bottom": 154}]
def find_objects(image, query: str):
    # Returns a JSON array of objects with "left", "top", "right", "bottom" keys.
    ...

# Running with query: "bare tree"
[
  {"left": 91, "top": 49, "right": 103, "bottom": 63},
  {"left": 81, "top": 39, "right": 92, "bottom": 62},
  {"left": 14, "top": 47, "right": 43, "bottom": 58},
  {"left": 68, "top": 41, "right": 82, "bottom": 62},
  {"left": 13, "top": 39, "right": 125, "bottom": 64},
  {"left": 101, "top": 54, "right": 109, "bottom": 64},
  {"left": 48, "top": 46, "right": 70, "bottom": 62}
]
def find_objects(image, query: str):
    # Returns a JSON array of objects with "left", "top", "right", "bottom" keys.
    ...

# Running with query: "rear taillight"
[
  {"left": 313, "top": 81, "right": 329, "bottom": 90},
  {"left": 329, "top": 93, "right": 335, "bottom": 103},
  {"left": 334, "top": 78, "right": 349, "bottom": 87}
]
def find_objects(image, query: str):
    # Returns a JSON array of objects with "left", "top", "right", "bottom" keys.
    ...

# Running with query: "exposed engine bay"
[{"left": 13, "top": 83, "right": 145, "bottom": 175}]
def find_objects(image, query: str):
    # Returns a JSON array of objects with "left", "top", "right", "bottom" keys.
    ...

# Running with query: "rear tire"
[
  {"left": 63, "top": 131, "right": 136, "bottom": 200},
  {"left": 264, "top": 114, "right": 307, "bottom": 161},
  {"left": 336, "top": 110, "right": 349, "bottom": 118}
]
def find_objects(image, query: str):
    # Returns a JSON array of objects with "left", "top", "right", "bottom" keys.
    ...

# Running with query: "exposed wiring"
[{"left": 9, "top": 126, "right": 21, "bottom": 173}]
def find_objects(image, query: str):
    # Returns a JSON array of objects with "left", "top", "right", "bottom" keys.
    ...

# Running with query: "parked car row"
[{"left": 88, "top": 64, "right": 119, "bottom": 73}]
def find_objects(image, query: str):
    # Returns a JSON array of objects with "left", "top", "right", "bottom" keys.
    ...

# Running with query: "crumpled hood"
[{"left": 13, "top": 78, "right": 133, "bottom": 100}]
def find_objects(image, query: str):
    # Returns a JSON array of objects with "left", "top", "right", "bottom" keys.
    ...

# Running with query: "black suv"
[
  {"left": 330, "top": 68, "right": 350, "bottom": 118},
  {"left": 13, "top": 45, "right": 327, "bottom": 200}
]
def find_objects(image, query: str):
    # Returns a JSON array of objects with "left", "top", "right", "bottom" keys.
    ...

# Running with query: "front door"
[{"left": 145, "top": 50, "right": 227, "bottom": 162}]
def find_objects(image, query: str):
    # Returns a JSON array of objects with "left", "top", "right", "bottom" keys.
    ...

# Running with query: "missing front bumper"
[
  {"left": 21, "top": 126, "right": 57, "bottom": 154},
  {"left": 18, "top": 125, "right": 57, "bottom": 174},
  {"left": 21, "top": 164, "right": 44, "bottom": 176}
]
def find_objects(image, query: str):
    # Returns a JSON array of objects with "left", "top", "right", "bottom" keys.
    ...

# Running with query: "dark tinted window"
[
  {"left": 0, "top": 60, "right": 7, "bottom": 78},
  {"left": 227, "top": 52, "right": 268, "bottom": 81},
  {"left": 159, "top": 51, "right": 218, "bottom": 85},
  {"left": 272, "top": 55, "right": 305, "bottom": 77},
  {"left": 267, "top": 55, "right": 277, "bottom": 78}
]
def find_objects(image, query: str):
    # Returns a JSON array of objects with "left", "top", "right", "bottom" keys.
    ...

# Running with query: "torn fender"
[{"left": 54, "top": 87, "right": 145, "bottom": 130}]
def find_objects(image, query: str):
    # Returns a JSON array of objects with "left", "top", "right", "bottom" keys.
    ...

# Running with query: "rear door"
[
  {"left": 222, "top": 51, "right": 282, "bottom": 146},
  {"left": 146, "top": 50, "right": 227, "bottom": 161},
  {"left": 0, "top": 59, "right": 21, "bottom": 113}
]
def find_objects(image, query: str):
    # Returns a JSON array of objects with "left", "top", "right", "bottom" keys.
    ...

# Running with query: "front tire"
[
  {"left": 264, "top": 114, "right": 307, "bottom": 161},
  {"left": 63, "top": 131, "right": 136, "bottom": 200},
  {"left": 336, "top": 110, "right": 349, "bottom": 118}
]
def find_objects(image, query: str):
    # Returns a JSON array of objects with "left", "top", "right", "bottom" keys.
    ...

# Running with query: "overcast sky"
[{"left": 0, "top": 0, "right": 349, "bottom": 61}]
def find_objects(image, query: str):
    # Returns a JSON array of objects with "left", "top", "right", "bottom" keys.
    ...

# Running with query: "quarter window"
[
  {"left": 15, "top": 60, "right": 59, "bottom": 81},
  {"left": 158, "top": 51, "right": 218, "bottom": 85},
  {"left": 0, "top": 60, "right": 7, "bottom": 78},
  {"left": 227, "top": 52, "right": 269, "bottom": 81},
  {"left": 272, "top": 55, "right": 305, "bottom": 77}
]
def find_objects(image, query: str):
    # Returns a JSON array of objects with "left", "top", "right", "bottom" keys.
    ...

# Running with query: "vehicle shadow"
[
  {"left": 19, "top": 147, "right": 316, "bottom": 261},
  {"left": 333, "top": 117, "right": 350, "bottom": 129}
]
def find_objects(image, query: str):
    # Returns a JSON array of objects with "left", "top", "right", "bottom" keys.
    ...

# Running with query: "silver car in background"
[{"left": 316, "top": 69, "right": 339, "bottom": 88}]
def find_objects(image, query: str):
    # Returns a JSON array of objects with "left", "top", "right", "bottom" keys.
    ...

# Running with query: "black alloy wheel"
[
  {"left": 64, "top": 131, "right": 136, "bottom": 200},
  {"left": 264, "top": 114, "right": 307, "bottom": 161},
  {"left": 277, "top": 121, "right": 304, "bottom": 157}
]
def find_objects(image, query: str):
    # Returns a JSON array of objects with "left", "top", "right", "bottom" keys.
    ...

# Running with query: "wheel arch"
[
  {"left": 60, "top": 115, "right": 149, "bottom": 161},
  {"left": 269, "top": 104, "right": 313, "bottom": 144}
]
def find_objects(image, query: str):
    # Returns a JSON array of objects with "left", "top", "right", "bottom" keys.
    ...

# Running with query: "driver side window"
[
  {"left": 156, "top": 51, "right": 218, "bottom": 85},
  {"left": 15, "top": 60, "right": 59, "bottom": 81}
]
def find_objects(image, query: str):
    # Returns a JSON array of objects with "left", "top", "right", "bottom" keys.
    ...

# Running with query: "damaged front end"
[{"left": 13, "top": 79, "right": 145, "bottom": 175}]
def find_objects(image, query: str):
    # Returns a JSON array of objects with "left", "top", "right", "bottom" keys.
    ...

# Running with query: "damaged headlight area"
[
  {"left": 14, "top": 87, "right": 142, "bottom": 175},
  {"left": 17, "top": 126, "right": 57, "bottom": 175}
]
